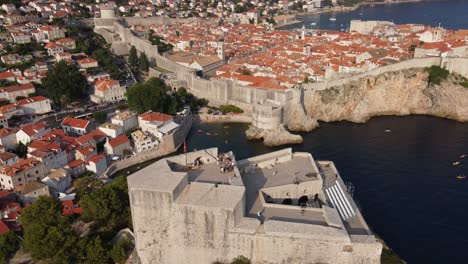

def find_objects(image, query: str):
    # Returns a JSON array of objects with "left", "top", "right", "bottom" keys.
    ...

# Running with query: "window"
[
  {"left": 36, "top": 170, "right": 38, "bottom": 174},
  {"left": 8, "top": 180, "right": 11, "bottom": 184}
]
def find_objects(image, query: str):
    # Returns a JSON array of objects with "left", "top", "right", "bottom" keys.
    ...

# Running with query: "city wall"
[{"left": 303, "top": 57, "right": 468, "bottom": 91}]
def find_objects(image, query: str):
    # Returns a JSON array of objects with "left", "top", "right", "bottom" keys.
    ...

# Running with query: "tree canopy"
[
  {"left": 128, "top": 46, "right": 139, "bottom": 73},
  {"left": 42, "top": 61, "right": 88, "bottom": 105},
  {"left": 92, "top": 111, "right": 107, "bottom": 124},
  {"left": 0, "top": 231, "right": 19, "bottom": 264},
  {"left": 126, "top": 78, "right": 208, "bottom": 114},
  {"left": 125, "top": 77, "right": 175, "bottom": 114},
  {"left": 139, "top": 52, "right": 149, "bottom": 72},
  {"left": 21, "top": 196, "right": 80, "bottom": 263}
]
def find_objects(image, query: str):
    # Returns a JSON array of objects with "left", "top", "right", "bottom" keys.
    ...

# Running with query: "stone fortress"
[
  {"left": 94, "top": 5, "right": 317, "bottom": 145},
  {"left": 128, "top": 148, "right": 382, "bottom": 264},
  {"left": 94, "top": 5, "right": 468, "bottom": 145}
]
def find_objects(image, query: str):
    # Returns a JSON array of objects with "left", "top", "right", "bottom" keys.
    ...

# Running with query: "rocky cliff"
[{"left": 304, "top": 69, "right": 468, "bottom": 123}]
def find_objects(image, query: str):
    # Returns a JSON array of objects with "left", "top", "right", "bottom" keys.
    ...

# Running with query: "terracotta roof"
[
  {"left": 76, "top": 133, "right": 94, "bottom": 145},
  {"left": 17, "top": 96, "right": 49, "bottom": 105},
  {"left": 0, "top": 128, "right": 17, "bottom": 137},
  {"left": 61, "top": 117, "right": 90, "bottom": 129},
  {"left": 139, "top": 112, "right": 172, "bottom": 122},
  {"left": 20, "top": 121, "right": 49, "bottom": 137},
  {"left": 95, "top": 79, "right": 119, "bottom": 91},
  {"left": 0, "top": 83, "right": 34, "bottom": 93},
  {"left": 0, "top": 71, "right": 14, "bottom": 80},
  {"left": 78, "top": 58, "right": 97, "bottom": 64},
  {"left": 67, "top": 159, "right": 84, "bottom": 168},
  {"left": 0, "top": 152, "right": 17, "bottom": 162},
  {"left": 62, "top": 200, "right": 83, "bottom": 215},
  {"left": 1, "top": 158, "right": 41, "bottom": 177},
  {"left": 108, "top": 134, "right": 129, "bottom": 148},
  {"left": 86, "top": 153, "right": 105, "bottom": 164}
]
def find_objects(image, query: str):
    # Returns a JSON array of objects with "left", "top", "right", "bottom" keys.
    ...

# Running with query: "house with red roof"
[
  {"left": 0, "top": 71, "right": 15, "bottom": 83},
  {"left": 16, "top": 121, "right": 50, "bottom": 145},
  {"left": 0, "top": 151, "right": 18, "bottom": 166},
  {"left": 75, "top": 145, "right": 97, "bottom": 161},
  {"left": 0, "top": 83, "right": 35, "bottom": 101},
  {"left": 85, "top": 154, "right": 107, "bottom": 176},
  {"left": 44, "top": 41, "right": 64, "bottom": 56},
  {"left": 78, "top": 58, "right": 98, "bottom": 69},
  {"left": 0, "top": 158, "right": 46, "bottom": 190},
  {"left": 17, "top": 96, "right": 52, "bottom": 115},
  {"left": 61, "top": 117, "right": 93, "bottom": 136},
  {"left": 56, "top": 38, "right": 76, "bottom": 50},
  {"left": 17, "top": 181, "right": 50, "bottom": 204},
  {"left": 65, "top": 159, "right": 86, "bottom": 177},
  {"left": 104, "top": 134, "right": 130, "bottom": 158},
  {"left": 0, "top": 128, "right": 17, "bottom": 150},
  {"left": 138, "top": 111, "right": 173, "bottom": 134},
  {"left": 62, "top": 200, "right": 83, "bottom": 215},
  {"left": 28, "top": 139, "right": 68, "bottom": 172},
  {"left": 90, "top": 78, "right": 126, "bottom": 103}
]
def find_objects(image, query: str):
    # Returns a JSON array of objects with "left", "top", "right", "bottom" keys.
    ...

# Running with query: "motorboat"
[
  {"left": 385, "top": 129, "right": 391, "bottom": 133},
  {"left": 330, "top": 17, "right": 337, "bottom": 21},
  {"left": 461, "top": 154, "right": 466, "bottom": 159},
  {"left": 453, "top": 161, "right": 461, "bottom": 166},
  {"left": 456, "top": 175, "right": 466, "bottom": 180}
]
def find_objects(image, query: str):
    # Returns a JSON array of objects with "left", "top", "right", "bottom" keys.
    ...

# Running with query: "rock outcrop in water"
[
  {"left": 245, "top": 125, "right": 303, "bottom": 147},
  {"left": 304, "top": 69, "right": 468, "bottom": 124}
]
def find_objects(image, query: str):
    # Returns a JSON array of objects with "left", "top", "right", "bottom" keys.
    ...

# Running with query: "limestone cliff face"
[
  {"left": 284, "top": 101, "right": 319, "bottom": 132},
  {"left": 304, "top": 69, "right": 468, "bottom": 123}
]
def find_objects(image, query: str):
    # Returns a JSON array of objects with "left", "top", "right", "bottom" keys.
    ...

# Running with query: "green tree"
[
  {"left": 128, "top": 46, "right": 139, "bottom": 73},
  {"left": 0, "top": 231, "right": 19, "bottom": 264},
  {"left": 74, "top": 175, "right": 104, "bottom": 199},
  {"left": 84, "top": 236, "right": 109, "bottom": 264},
  {"left": 42, "top": 61, "right": 88, "bottom": 105},
  {"left": 110, "top": 238, "right": 131, "bottom": 264},
  {"left": 92, "top": 111, "right": 107, "bottom": 124},
  {"left": 425, "top": 66, "right": 449, "bottom": 85},
  {"left": 13, "top": 142, "right": 28, "bottom": 158},
  {"left": 21, "top": 196, "right": 79, "bottom": 263},
  {"left": 231, "top": 255, "right": 251, "bottom": 264},
  {"left": 80, "top": 184, "right": 130, "bottom": 231},
  {"left": 139, "top": 52, "right": 149, "bottom": 72},
  {"left": 125, "top": 78, "right": 173, "bottom": 114}
]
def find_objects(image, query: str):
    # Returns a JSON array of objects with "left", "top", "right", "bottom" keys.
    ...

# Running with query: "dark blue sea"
[
  {"left": 281, "top": 0, "right": 468, "bottom": 31},
  {"left": 183, "top": 1, "right": 468, "bottom": 263},
  {"left": 186, "top": 116, "right": 468, "bottom": 264}
]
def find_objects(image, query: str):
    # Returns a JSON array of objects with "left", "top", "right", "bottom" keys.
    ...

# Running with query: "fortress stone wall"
[{"left": 94, "top": 14, "right": 468, "bottom": 134}]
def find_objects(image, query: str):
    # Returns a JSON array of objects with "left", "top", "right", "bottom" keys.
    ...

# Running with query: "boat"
[
  {"left": 453, "top": 161, "right": 461, "bottom": 166},
  {"left": 223, "top": 126, "right": 230, "bottom": 128},
  {"left": 329, "top": 17, "right": 337, "bottom": 21},
  {"left": 385, "top": 130, "right": 391, "bottom": 133},
  {"left": 456, "top": 175, "right": 466, "bottom": 180},
  {"left": 197, "top": 130, "right": 203, "bottom": 133},
  {"left": 461, "top": 154, "right": 466, "bottom": 159},
  {"left": 206, "top": 133, "right": 212, "bottom": 136},
  {"left": 311, "top": 22, "right": 317, "bottom": 26}
]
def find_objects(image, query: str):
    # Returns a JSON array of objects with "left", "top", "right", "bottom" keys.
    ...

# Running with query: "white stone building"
[
  {"left": 104, "top": 134, "right": 130, "bottom": 158},
  {"left": 0, "top": 128, "right": 17, "bottom": 150},
  {"left": 17, "top": 96, "right": 52, "bottom": 115},
  {"left": 85, "top": 154, "right": 107, "bottom": 176},
  {"left": 0, "top": 158, "right": 46, "bottom": 190},
  {"left": 111, "top": 111, "right": 138, "bottom": 133},
  {"left": 131, "top": 130, "right": 159, "bottom": 153},
  {"left": 91, "top": 79, "right": 126, "bottom": 103},
  {"left": 61, "top": 117, "right": 92, "bottom": 136},
  {"left": 98, "top": 122, "right": 123, "bottom": 138},
  {"left": 41, "top": 168, "right": 72, "bottom": 194},
  {"left": 16, "top": 121, "right": 51, "bottom": 145}
]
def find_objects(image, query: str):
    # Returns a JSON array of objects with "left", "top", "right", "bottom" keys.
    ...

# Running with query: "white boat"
[
  {"left": 311, "top": 22, "right": 317, "bottom": 26},
  {"left": 330, "top": 17, "right": 337, "bottom": 21},
  {"left": 385, "top": 130, "right": 391, "bottom": 133}
]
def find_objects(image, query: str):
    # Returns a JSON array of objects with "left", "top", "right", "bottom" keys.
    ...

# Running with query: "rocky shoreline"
[{"left": 247, "top": 68, "right": 468, "bottom": 147}]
